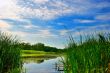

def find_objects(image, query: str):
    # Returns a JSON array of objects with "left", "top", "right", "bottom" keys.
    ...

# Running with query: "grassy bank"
[
  {"left": 21, "top": 50, "right": 60, "bottom": 58},
  {"left": 64, "top": 33, "right": 110, "bottom": 73}
]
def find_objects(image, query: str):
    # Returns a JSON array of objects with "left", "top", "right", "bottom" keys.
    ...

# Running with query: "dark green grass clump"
[
  {"left": 0, "top": 32, "right": 21, "bottom": 73},
  {"left": 64, "top": 33, "right": 110, "bottom": 73}
]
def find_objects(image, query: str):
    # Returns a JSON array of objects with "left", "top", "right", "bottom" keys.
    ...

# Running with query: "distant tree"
[
  {"left": 44, "top": 46, "right": 58, "bottom": 52},
  {"left": 19, "top": 42, "right": 64, "bottom": 52},
  {"left": 20, "top": 42, "right": 32, "bottom": 50},
  {"left": 32, "top": 43, "right": 45, "bottom": 51}
]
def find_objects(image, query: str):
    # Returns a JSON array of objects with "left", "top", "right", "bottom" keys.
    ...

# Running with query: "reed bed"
[
  {"left": 0, "top": 32, "right": 21, "bottom": 73},
  {"left": 64, "top": 33, "right": 110, "bottom": 73}
]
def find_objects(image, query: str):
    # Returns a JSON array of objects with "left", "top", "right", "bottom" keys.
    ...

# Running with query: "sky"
[{"left": 0, "top": 0, "right": 110, "bottom": 48}]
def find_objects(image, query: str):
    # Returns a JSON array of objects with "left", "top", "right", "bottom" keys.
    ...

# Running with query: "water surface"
[{"left": 22, "top": 57, "right": 64, "bottom": 73}]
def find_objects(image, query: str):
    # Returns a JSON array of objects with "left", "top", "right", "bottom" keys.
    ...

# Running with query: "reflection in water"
[
  {"left": 22, "top": 56, "right": 57, "bottom": 64},
  {"left": 37, "top": 59, "right": 44, "bottom": 64},
  {"left": 22, "top": 57, "right": 63, "bottom": 73}
]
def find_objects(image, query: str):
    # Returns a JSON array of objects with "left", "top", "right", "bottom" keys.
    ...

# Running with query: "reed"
[
  {"left": 64, "top": 33, "right": 110, "bottom": 73},
  {"left": 0, "top": 32, "right": 21, "bottom": 73}
]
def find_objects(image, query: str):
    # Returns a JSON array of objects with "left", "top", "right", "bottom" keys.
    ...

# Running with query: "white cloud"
[
  {"left": 73, "top": 19, "right": 95, "bottom": 23},
  {"left": 19, "top": 1, "right": 73, "bottom": 20},
  {"left": 16, "top": 0, "right": 95, "bottom": 20},
  {"left": 0, "top": 0, "right": 110, "bottom": 20},
  {"left": 0, "top": 0, "right": 21, "bottom": 19},
  {"left": 36, "top": 29, "right": 58, "bottom": 38},
  {"left": 57, "top": 23, "right": 66, "bottom": 26},
  {"left": 5, "top": 30, "right": 29, "bottom": 37},
  {"left": 95, "top": 2, "right": 110, "bottom": 8},
  {"left": 87, "top": 24, "right": 110, "bottom": 29},
  {"left": 18, "top": 0, "right": 110, "bottom": 20},
  {"left": 0, "top": 20, "right": 12, "bottom": 29},
  {"left": 73, "top": 29, "right": 110, "bottom": 38},
  {"left": 59, "top": 24, "right": 110, "bottom": 36},
  {"left": 95, "top": 13, "right": 110, "bottom": 21},
  {"left": 13, "top": 31, "right": 29, "bottom": 37},
  {"left": 71, "top": 24, "right": 110, "bottom": 37},
  {"left": 0, "top": 20, "right": 29, "bottom": 38},
  {"left": 23, "top": 24, "right": 39, "bottom": 29},
  {"left": 32, "top": 0, "right": 49, "bottom": 4},
  {"left": 7, "top": 29, "right": 57, "bottom": 39},
  {"left": 59, "top": 30, "right": 69, "bottom": 36}
]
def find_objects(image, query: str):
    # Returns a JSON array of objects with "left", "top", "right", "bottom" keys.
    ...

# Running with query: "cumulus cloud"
[
  {"left": 36, "top": 29, "right": 58, "bottom": 38},
  {"left": 95, "top": 13, "right": 110, "bottom": 21},
  {"left": 59, "top": 30, "right": 70, "bottom": 36},
  {"left": 32, "top": 0, "right": 49, "bottom": 4},
  {"left": 18, "top": 0, "right": 110, "bottom": 20},
  {"left": 0, "top": 20, "right": 28, "bottom": 38},
  {"left": 6, "top": 31, "right": 29, "bottom": 37},
  {"left": 0, "top": 20, "right": 12, "bottom": 30},
  {"left": 71, "top": 24, "right": 110, "bottom": 37},
  {"left": 58, "top": 24, "right": 110, "bottom": 37},
  {"left": 18, "top": 0, "right": 73, "bottom": 20},
  {"left": 0, "top": 0, "right": 110, "bottom": 20},
  {"left": 15, "top": 31, "right": 29, "bottom": 37},
  {"left": 73, "top": 19, "right": 95, "bottom": 23},
  {"left": 95, "top": 2, "right": 110, "bottom": 8},
  {"left": 0, "top": 0, "right": 21, "bottom": 19},
  {"left": 23, "top": 24, "right": 39, "bottom": 29}
]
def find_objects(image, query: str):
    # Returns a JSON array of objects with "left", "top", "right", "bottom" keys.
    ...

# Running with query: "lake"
[{"left": 22, "top": 57, "right": 64, "bottom": 73}]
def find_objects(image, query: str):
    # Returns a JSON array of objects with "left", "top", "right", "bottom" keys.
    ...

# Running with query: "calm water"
[{"left": 22, "top": 57, "right": 64, "bottom": 73}]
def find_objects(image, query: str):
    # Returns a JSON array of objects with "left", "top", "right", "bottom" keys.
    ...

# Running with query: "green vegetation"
[
  {"left": 22, "top": 50, "right": 46, "bottom": 54},
  {"left": 0, "top": 31, "right": 64, "bottom": 73},
  {"left": 21, "top": 50, "right": 60, "bottom": 58},
  {"left": 19, "top": 42, "right": 64, "bottom": 52},
  {"left": 22, "top": 56, "right": 58, "bottom": 64},
  {"left": 0, "top": 32, "right": 21, "bottom": 73},
  {"left": 64, "top": 33, "right": 110, "bottom": 73}
]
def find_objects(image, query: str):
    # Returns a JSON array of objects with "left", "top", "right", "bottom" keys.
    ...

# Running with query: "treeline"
[{"left": 19, "top": 42, "right": 64, "bottom": 52}]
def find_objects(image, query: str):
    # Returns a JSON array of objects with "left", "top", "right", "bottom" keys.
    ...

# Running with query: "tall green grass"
[
  {"left": 64, "top": 33, "right": 110, "bottom": 73},
  {"left": 0, "top": 32, "right": 21, "bottom": 73}
]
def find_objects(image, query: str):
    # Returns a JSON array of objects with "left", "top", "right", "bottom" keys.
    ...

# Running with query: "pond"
[{"left": 22, "top": 57, "right": 64, "bottom": 73}]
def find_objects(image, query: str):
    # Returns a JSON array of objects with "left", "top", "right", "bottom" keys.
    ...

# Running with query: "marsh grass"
[
  {"left": 64, "top": 33, "right": 110, "bottom": 73},
  {"left": 0, "top": 32, "right": 21, "bottom": 73}
]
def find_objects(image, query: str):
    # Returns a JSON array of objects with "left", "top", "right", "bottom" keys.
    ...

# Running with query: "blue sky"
[{"left": 0, "top": 0, "right": 110, "bottom": 48}]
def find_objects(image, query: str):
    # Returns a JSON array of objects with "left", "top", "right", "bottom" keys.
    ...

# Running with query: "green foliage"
[
  {"left": 20, "top": 42, "right": 63, "bottom": 52},
  {"left": 19, "top": 43, "right": 31, "bottom": 50},
  {"left": 21, "top": 50, "right": 59, "bottom": 58},
  {"left": 21, "top": 50, "right": 46, "bottom": 54},
  {"left": 8, "top": 68, "right": 21, "bottom": 73},
  {"left": 32, "top": 43, "right": 45, "bottom": 51},
  {"left": 0, "top": 32, "right": 21, "bottom": 73},
  {"left": 64, "top": 33, "right": 110, "bottom": 73}
]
